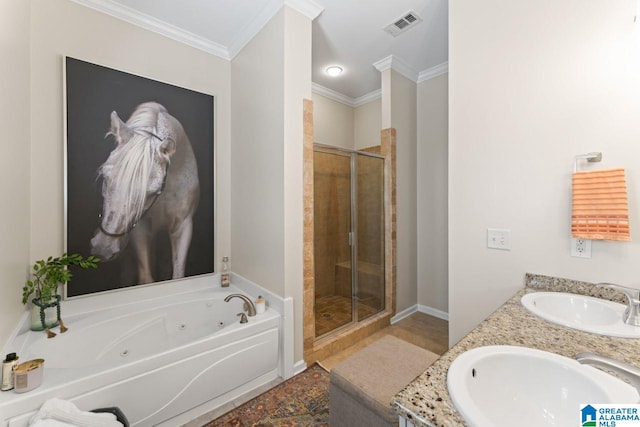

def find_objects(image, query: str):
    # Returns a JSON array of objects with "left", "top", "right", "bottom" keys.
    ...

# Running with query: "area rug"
[{"left": 205, "top": 364, "right": 330, "bottom": 427}]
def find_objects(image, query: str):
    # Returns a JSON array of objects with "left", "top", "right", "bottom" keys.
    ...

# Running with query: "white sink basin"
[
  {"left": 521, "top": 292, "right": 640, "bottom": 338},
  {"left": 447, "top": 346, "right": 638, "bottom": 427}
]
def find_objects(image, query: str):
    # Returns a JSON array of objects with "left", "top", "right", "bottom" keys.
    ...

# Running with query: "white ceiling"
[{"left": 74, "top": 0, "right": 448, "bottom": 99}]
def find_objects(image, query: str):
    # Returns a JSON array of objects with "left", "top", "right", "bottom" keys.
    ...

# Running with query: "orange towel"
[{"left": 572, "top": 168, "right": 630, "bottom": 241}]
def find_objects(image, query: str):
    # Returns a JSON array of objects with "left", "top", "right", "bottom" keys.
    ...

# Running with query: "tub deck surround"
[
  {"left": 0, "top": 275, "right": 286, "bottom": 427},
  {"left": 391, "top": 274, "right": 640, "bottom": 427}
]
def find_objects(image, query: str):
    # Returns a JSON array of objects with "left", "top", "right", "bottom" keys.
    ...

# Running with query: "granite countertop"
[{"left": 391, "top": 273, "right": 638, "bottom": 427}]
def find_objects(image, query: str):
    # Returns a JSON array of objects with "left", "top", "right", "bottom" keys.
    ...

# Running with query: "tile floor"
[
  {"left": 183, "top": 312, "right": 448, "bottom": 426},
  {"left": 314, "top": 294, "right": 381, "bottom": 337},
  {"left": 319, "top": 311, "right": 448, "bottom": 370}
]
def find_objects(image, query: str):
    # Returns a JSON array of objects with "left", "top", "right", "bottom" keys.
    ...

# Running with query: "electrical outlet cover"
[{"left": 571, "top": 237, "right": 592, "bottom": 258}]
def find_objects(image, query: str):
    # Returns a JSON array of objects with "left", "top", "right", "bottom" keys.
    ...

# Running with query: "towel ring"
[{"left": 574, "top": 152, "right": 602, "bottom": 173}]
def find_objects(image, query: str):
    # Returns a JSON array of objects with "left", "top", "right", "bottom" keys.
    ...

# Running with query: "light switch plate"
[{"left": 487, "top": 228, "right": 510, "bottom": 250}]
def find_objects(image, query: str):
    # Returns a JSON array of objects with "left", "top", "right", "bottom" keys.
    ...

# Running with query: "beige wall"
[
  {"left": 282, "top": 7, "right": 312, "bottom": 364},
  {"left": 354, "top": 98, "right": 382, "bottom": 150},
  {"left": 0, "top": 0, "right": 31, "bottom": 349},
  {"left": 232, "top": 7, "right": 311, "bottom": 362},
  {"left": 387, "top": 70, "right": 418, "bottom": 313},
  {"left": 231, "top": 9, "right": 285, "bottom": 294},
  {"left": 312, "top": 93, "right": 354, "bottom": 149},
  {"left": 312, "top": 94, "right": 381, "bottom": 151},
  {"left": 417, "top": 73, "right": 448, "bottom": 314},
  {"left": 449, "top": 0, "right": 640, "bottom": 345}
]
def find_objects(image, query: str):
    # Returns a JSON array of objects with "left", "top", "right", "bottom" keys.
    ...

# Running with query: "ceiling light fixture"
[{"left": 325, "top": 66, "right": 343, "bottom": 77}]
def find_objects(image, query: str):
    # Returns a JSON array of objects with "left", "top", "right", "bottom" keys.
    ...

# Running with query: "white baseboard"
[
  {"left": 292, "top": 360, "right": 307, "bottom": 376},
  {"left": 390, "top": 305, "right": 419, "bottom": 324},
  {"left": 417, "top": 304, "right": 449, "bottom": 321},
  {"left": 391, "top": 304, "right": 449, "bottom": 324}
]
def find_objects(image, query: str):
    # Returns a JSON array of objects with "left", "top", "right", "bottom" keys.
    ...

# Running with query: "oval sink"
[
  {"left": 521, "top": 292, "right": 640, "bottom": 338},
  {"left": 447, "top": 346, "right": 638, "bottom": 427}
]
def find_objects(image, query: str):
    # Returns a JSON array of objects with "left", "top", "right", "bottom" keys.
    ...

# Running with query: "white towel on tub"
[{"left": 29, "top": 398, "right": 123, "bottom": 427}]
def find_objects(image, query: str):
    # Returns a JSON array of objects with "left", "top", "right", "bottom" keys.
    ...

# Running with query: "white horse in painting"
[{"left": 90, "top": 102, "right": 199, "bottom": 284}]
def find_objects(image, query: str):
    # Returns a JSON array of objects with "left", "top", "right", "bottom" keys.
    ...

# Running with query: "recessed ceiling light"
[{"left": 325, "top": 66, "right": 343, "bottom": 77}]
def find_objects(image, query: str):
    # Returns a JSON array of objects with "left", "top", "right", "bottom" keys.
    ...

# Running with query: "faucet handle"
[
  {"left": 598, "top": 283, "right": 640, "bottom": 326},
  {"left": 237, "top": 312, "right": 248, "bottom": 324},
  {"left": 597, "top": 283, "right": 640, "bottom": 302}
]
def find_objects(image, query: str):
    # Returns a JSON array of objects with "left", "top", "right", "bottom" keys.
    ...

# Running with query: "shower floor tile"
[{"left": 315, "top": 295, "right": 380, "bottom": 337}]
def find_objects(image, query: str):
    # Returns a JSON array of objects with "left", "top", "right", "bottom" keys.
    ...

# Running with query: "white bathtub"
[{"left": 0, "top": 281, "right": 281, "bottom": 427}]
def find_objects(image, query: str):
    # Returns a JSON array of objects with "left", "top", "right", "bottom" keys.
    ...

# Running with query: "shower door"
[
  {"left": 313, "top": 145, "right": 385, "bottom": 339},
  {"left": 355, "top": 153, "right": 385, "bottom": 321},
  {"left": 313, "top": 149, "right": 353, "bottom": 337}
]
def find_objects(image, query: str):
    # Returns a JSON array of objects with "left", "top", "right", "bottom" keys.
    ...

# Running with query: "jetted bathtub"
[{"left": 0, "top": 282, "right": 280, "bottom": 427}]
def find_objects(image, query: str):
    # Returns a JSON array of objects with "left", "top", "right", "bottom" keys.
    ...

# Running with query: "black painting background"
[{"left": 65, "top": 57, "right": 214, "bottom": 297}]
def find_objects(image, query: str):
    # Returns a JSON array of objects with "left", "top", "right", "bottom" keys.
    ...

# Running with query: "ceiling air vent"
[{"left": 384, "top": 10, "right": 423, "bottom": 37}]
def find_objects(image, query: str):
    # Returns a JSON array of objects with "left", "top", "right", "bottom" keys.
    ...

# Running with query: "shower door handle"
[{"left": 348, "top": 232, "right": 354, "bottom": 246}]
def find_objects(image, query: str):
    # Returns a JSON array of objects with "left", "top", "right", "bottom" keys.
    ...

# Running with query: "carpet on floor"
[{"left": 205, "top": 363, "right": 329, "bottom": 427}]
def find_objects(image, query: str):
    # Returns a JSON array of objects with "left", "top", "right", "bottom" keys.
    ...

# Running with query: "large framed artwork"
[{"left": 64, "top": 57, "right": 214, "bottom": 297}]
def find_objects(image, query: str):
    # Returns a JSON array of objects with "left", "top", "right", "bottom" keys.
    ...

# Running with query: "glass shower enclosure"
[{"left": 313, "top": 144, "right": 385, "bottom": 339}]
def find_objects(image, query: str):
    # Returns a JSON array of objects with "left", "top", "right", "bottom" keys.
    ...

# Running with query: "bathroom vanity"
[{"left": 392, "top": 274, "right": 640, "bottom": 427}]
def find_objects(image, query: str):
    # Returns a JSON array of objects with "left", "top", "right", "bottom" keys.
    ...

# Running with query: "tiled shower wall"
[{"left": 313, "top": 152, "right": 351, "bottom": 299}]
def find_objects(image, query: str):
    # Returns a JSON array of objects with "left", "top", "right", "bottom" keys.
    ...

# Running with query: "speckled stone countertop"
[{"left": 391, "top": 273, "right": 637, "bottom": 427}]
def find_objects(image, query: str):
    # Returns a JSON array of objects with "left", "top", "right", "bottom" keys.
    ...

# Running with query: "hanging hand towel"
[{"left": 572, "top": 168, "right": 630, "bottom": 241}]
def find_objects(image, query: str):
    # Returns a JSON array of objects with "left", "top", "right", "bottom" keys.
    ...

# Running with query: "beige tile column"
[{"left": 303, "top": 99, "right": 316, "bottom": 357}]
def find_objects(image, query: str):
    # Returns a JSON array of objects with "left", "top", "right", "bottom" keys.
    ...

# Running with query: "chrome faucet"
[
  {"left": 577, "top": 352, "right": 640, "bottom": 392},
  {"left": 224, "top": 294, "right": 257, "bottom": 316},
  {"left": 597, "top": 283, "right": 640, "bottom": 326}
]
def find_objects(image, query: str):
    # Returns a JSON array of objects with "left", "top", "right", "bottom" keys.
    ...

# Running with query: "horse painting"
[{"left": 90, "top": 102, "right": 200, "bottom": 284}]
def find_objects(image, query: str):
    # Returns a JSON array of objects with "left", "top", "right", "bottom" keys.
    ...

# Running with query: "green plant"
[{"left": 22, "top": 253, "right": 99, "bottom": 305}]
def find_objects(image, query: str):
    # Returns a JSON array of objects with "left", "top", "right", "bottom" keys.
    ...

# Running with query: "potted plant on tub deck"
[{"left": 22, "top": 253, "right": 99, "bottom": 337}]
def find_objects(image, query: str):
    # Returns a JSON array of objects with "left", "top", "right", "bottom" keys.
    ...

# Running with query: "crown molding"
[
  {"left": 227, "top": 0, "right": 283, "bottom": 59},
  {"left": 373, "top": 55, "right": 418, "bottom": 83},
  {"left": 70, "top": 0, "right": 230, "bottom": 60},
  {"left": 72, "top": 0, "right": 323, "bottom": 61},
  {"left": 418, "top": 61, "right": 448, "bottom": 83},
  {"left": 312, "top": 83, "right": 355, "bottom": 107},
  {"left": 228, "top": 0, "right": 323, "bottom": 58},
  {"left": 373, "top": 55, "right": 393, "bottom": 72},
  {"left": 73, "top": 0, "right": 443, "bottom": 87},
  {"left": 391, "top": 56, "right": 419, "bottom": 82},
  {"left": 285, "top": 0, "right": 324, "bottom": 20},
  {"left": 353, "top": 89, "right": 382, "bottom": 107},
  {"left": 312, "top": 83, "right": 381, "bottom": 108}
]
